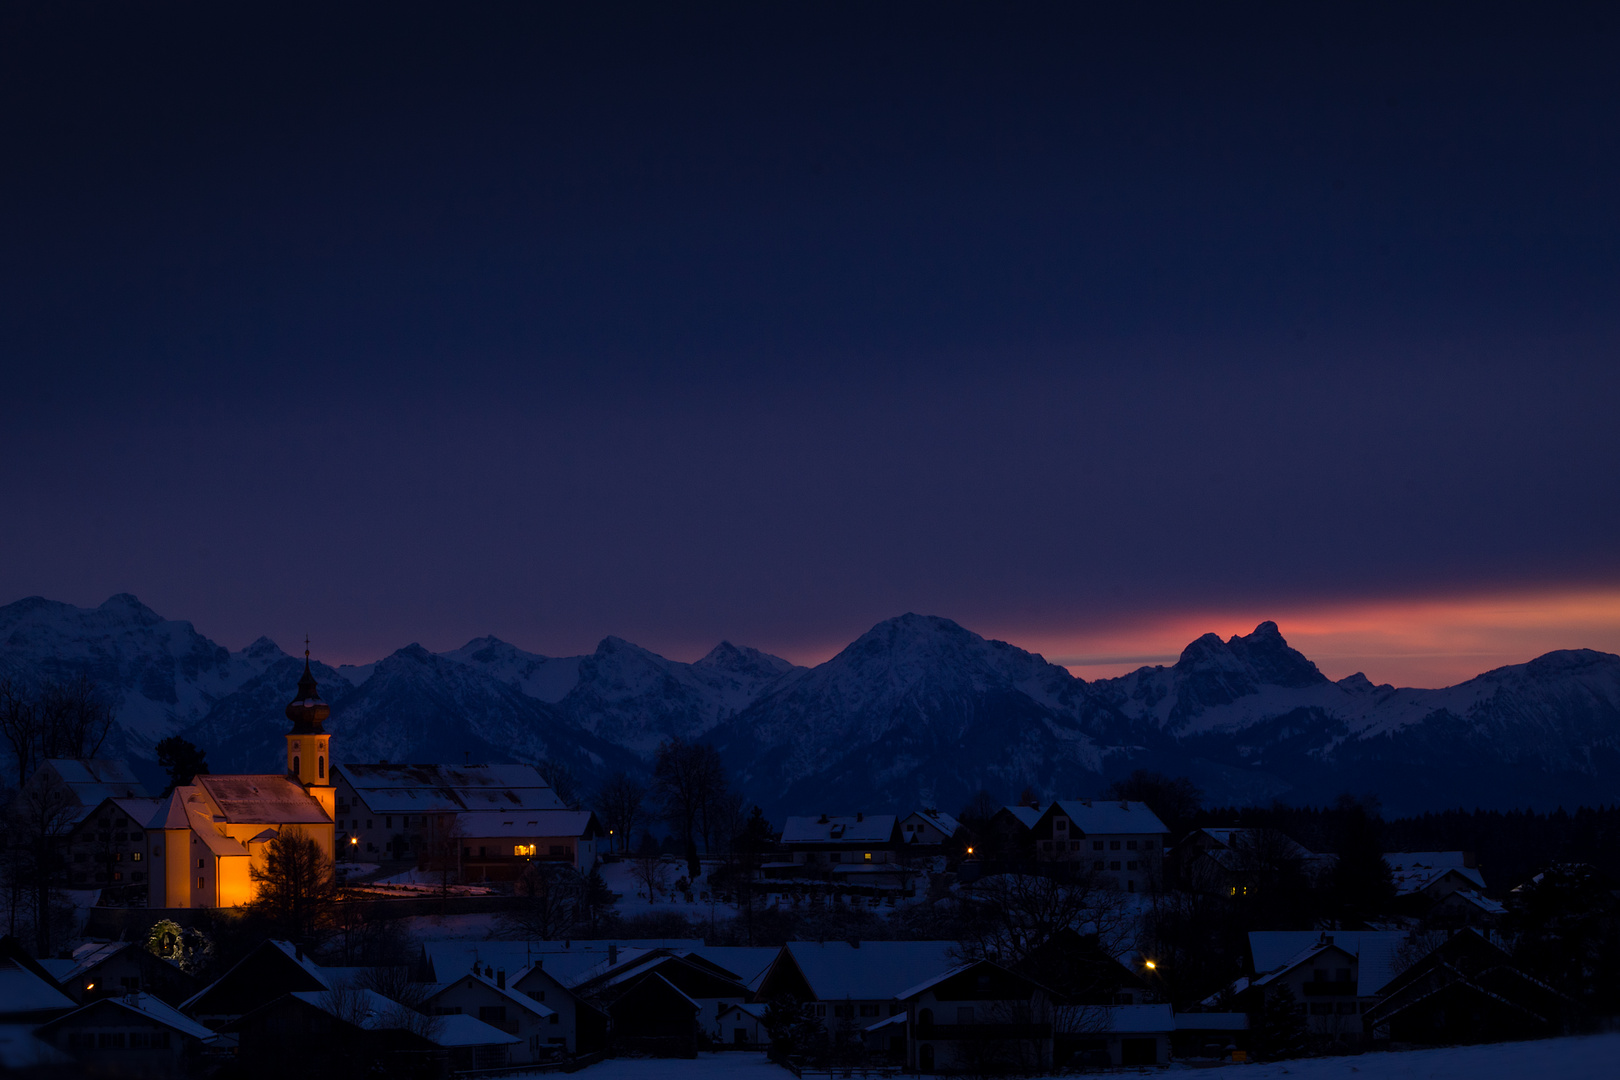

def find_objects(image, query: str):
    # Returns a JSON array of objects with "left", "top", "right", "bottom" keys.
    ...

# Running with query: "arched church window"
[
  {"left": 293, "top": 755, "right": 300, "bottom": 775},
  {"left": 318, "top": 756, "right": 325, "bottom": 779}
]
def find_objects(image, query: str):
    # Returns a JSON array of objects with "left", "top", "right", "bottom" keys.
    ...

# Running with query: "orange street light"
[{"left": 1144, "top": 960, "right": 1157, "bottom": 970}]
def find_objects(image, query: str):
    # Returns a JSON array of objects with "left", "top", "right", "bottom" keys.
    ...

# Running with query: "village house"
[
  {"left": 0, "top": 939, "right": 78, "bottom": 1025},
  {"left": 1059, "top": 1003, "right": 1176, "bottom": 1068},
  {"left": 30, "top": 758, "right": 152, "bottom": 825},
  {"left": 1363, "top": 929, "right": 1571, "bottom": 1044},
  {"left": 1243, "top": 930, "right": 1407, "bottom": 1042},
  {"left": 457, "top": 807, "right": 605, "bottom": 880},
  {"left": 1385, "top": 851, "right": 1487, "bottom": 902},
  {"left": 180, "top": 939, "right": 356, "bottom": 1028},
  {"left": 777, "top": 814, "right": 913, "bottom": 890},
  {"left": 1025, "top": 800, "right": 1170, "bottom": 893},
  {"left": 37, "top": 991, "right": 218, "bottom": 1078},
  {"left": 423, "top": 966, "right": 561, "bottom": 1064},
  {"left": 1172, "top": 827, "right": 1334, "bottom": 896},
  {"left": 899, "top": 808, "right": 963, "bottom": 849},
  {"left": 753, "top": 940, "right": 958, "bottom": 1040},
  {"left": 40, "top": 940, "right": 198, "bottom": 1006},
  {"left": 894, "top": 959, "right": 1057, "bottom": 1074},
  {"left": 569, "top": 948, "right": 755, "bottom": 1054},
  {"left": 63, "top": 795, "right": 159, "bottom": 902}
]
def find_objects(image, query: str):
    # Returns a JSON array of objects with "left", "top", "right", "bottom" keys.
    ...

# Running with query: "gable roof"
[
  {"left": 902, "top": 808, "right": 962, "bottom": 836},
  {"left": 0, "top": 957, "right": 76, "bottom": 1016},
  {"left": 72, "top": 796, "right": 162, "bottom": 835},
  {"left": 194, "top": 775, "right": 330, "bottom": 825},
  {"left": 996, "top": 805, "right": 1043, "bottom": 829},
  {"left": 181, "top": 939, "right": 333, "bottom": 1015},
  {"left": 1186, "top": 827, "right": 1317, "bottom": 859},
  {"left": 687, "top": 947, "right": 782, "bottom": 990},
  {"left": 1385, "top": 853, "right": 1486, "bottom": 895},
  {"left": 425, "top": 969, "right": 556, "bottom": 1019},
  {"left": 39, "top": 759, "right": 151, "bottom": 811},
  {"left": 781, "top": 815, "right": 896, "bottom": 845},
  {"left": 1044, "top": 800, "right": 1169, "bottom": 835},
  {"left": 894, "top": 959, "right": 1045, "bottom": 1001},
  {"left": 39, "top": 992, "right": 214, "bottom": 1041},
  {"left": 434, "top": 1012, "right": 524, "bottom": 1047},
  {"left": 335, "top": 763, "right": 566, "bottom": 813},
  {"left": 420, "top": 939, "right": 704, "bottom": 986},
  {"left": 39, "top": 941, "right": 131, "bottom": 985},
  {"left": 1248, "top": 931, "right": 1408, "bottom": 996},
  {"left": 455, "top": 809, "right": 600, "bottom": 839},
  {"left": 774, "top": 942, "right": 959, "bottom": 1001},
  {"left": 285, "top": 988, "right": 410, "bottom": 1030}
]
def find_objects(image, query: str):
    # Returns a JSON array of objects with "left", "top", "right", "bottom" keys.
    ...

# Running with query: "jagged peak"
[
  {"left": 98, "top": 593, "right": 164, "bottom": 625},
  {"left": 695, "top": 640, "right": 798, "bottom": 675}
]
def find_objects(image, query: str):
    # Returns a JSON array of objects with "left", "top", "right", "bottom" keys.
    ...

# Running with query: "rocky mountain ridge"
[{"left": 2, "top": 594, "right": 1617, "bottom": 815}]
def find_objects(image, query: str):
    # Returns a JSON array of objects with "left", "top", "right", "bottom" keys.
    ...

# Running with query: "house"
[
  {"left": 1058, "top": 1003, "right": 1175, "bottom": 1068},
  {"left": 896, "top": 959, "right": 1057, "bottom": 1075},
  {"left": 37, "top": 992, "right": 217, "bottom": 1078},
  {"left": 1386, "top": 852, "right": 1488, "bottom": 903},
  {"left": 40, "top": 940, "right": 198, "bottom": 1005},
  {"left": 507, "top": 961, "right": 609, "bottom": 1054},
  {"left": 331, "top": 762, "right": 567, "bottom": 866},
  {"left": 422, "top": 966, "right": 560, "bottom": 1064},
  {"left": 1434, "top": 888, "right": 1508, "bottom": 926},
  {"left": 569, "top": 949, "right": 754, "bottom": 1051},
  {"left": 899, "top": 808, "right": 963, "bottom": 849},
  {"left": 0, "top": 938, "right": 77, "bottom": 1024},
  {"left": 778, "top": 815, "right": 906, "bottom": 888},
  {"left": 1172, "top": 827, "right": 1333, "bottom": 896},
  {"left": 144, "top": 656, "right": 337, "bottom": 909},
  {"left": 225, "top": 988, "right": 462, "bottom": 1080},
  {"left": 457, "top": 808, "right": 605, "bottom": 880},
  {"left": 716, "top": 1001, "right": 768, "bottom": 1047},
  {"left": 1170, "top": 1011, "right": 1250, "bottom": 1060},
  {"left": 31, "top": 759, "right": 153, "bottom": 825},
  {"left": 1244, "top": 931, "right": 1407, "bottom": 1042},
  {"left": 1025, "top": 801, "right": 1169, "bottom": 892},
  {"left": 753, "top": 941, "right": 959, "bottom": 1039},
  {"left": 1363, "top": 929, "right": 1572, "bottom": 1044},
  {"left": 181, "top": 939, "right": 339, "bottom": 1027},
  {"left": 64, "top": 795, "right": 159, "bottom": 902},
  {"left": 600, "top": 972, "right": 701, "bottom": 1057},
  {"left": 981, "top": 805, "right": 1042, "bottom": 862}
]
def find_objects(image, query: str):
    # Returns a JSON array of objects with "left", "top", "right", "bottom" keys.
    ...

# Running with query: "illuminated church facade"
[{"left": 145, "top": 655, "right": 337, "bottom": 908}]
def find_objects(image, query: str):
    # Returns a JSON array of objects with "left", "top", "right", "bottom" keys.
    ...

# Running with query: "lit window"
[{"left": 863, "top": 852, "right": 872, "bottom": 861}]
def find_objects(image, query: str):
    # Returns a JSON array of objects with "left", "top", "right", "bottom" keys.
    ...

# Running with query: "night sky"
[{"left": 3, "top": 3, "right": 1618, "bottom": 687}]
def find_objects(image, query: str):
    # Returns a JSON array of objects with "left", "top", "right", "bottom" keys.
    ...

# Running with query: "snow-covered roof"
[
  {"left": 40, "top": 759, "right": 150, "bottom": 808},
  {"left": 718, "top": 1001, "right": 768, "bottom": 1020},
  {"left": 998, "top": 805, "right": 1043, "bottom": 829},
  {"left": 1048, "top": 800, "right": 1169, "bottom": 835},
  {"left": 1447, "top": 889, "right": 1507, "bottom": 916},
  {"left": 0, "top": 959, "right": 75, "bottom": 1015},
  {"left": 781, "top": 942, "right": 958, "bottom": 1000},
  {"left": 39, "top": 941, "right": 130, "bottom": 984},
  {"left": 426, "top": 969, "right": 555, "bottom": 1019},
  {"left": 455, "top": 809, "right": 599, "bottom": 839},
  {"left": 902, "top": 808, "right": 961, "bottom": 836},
  {"left": 72, "top": 796, "right": 162, "bottom": 835},
  {"left": 336, "top": 764, "right": 566, "bottom": 813},
  {"left": 195, "top": 775, "right": 330, "bottom": 825},
  {"left": 688, "top": 947, "right": 782, "bottom": 989},
  {"left": 895, "top": 962, "right": 975, "bottom": 1000},
  {"left": 1187, "top": 828, "right": 1317, "bottom": 859},
  {"left": 433, "top": 1012, "right": 523, "bottom": 1047},
  {"left": 863, "top": 1012, "right": 907, "bottom": 1033},
  {"left": 781, "top": 815, "right": 896, "bottom": 845},
  {"left": 288, "top": 989, "right": 410, "bottom": 1029},
  {"left": 1248, "top": 931, "right": 1407, "bottom": 996},
  {"left": 0, "top": 1023, "right": 74, "bottom": 1068},
  {"left": 42, "top": 993, "right": 215, "bottom": 1042},
  {"left": 1385, "top": 853, "right": 1486, "bottom": 895},
  {"left": 421, "top": 939, "right": 703, "bottom": 986}
]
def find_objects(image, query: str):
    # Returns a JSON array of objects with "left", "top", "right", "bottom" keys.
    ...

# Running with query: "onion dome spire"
[{"left": 285, "top": 636, "right": 330, "bottom": 733}]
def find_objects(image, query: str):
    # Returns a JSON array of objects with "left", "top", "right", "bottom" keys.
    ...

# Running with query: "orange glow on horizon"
[{"left": 1008, "top": 586, "right": 1620, "bottom": 689}]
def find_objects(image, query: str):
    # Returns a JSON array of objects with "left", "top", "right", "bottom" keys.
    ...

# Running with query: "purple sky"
[{"left": 3, "top": 4, "right": 1619, "bottom": 684}]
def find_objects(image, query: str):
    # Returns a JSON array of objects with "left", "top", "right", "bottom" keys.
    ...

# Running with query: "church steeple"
[{"left": 285, "top": 639, "right": 333, "bottom": 798}]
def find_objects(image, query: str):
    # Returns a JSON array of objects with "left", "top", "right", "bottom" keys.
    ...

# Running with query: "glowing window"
[{"left": 864, "top": 852, "right": 872, "bottom": 861}]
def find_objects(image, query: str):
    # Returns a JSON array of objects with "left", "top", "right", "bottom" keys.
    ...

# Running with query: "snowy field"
[{"left": 563, "top": 1036, "right": 1620, "bottom": 1079}]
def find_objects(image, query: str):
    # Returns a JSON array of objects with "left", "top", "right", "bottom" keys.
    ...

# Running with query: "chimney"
[
  {"left": 818, "top": 813, "right": 829, "bottom": 824},
  {"left": 856, "top": 812, "right": 863, "bottom": 822},
  {"left": 485, "top": 964, "right": 493, "bottom": 978},
  {"left": 497, "top": 970, "right": 505, "bottom": 989},
  {"left": 609, "top": 944, "right": 618, "bottom": 966},
  {"left": 851, "top": 939, "right": 860, "bottom": 949},
  {"left": 294, "top": 943, "right": 303, "bottom": 961}
]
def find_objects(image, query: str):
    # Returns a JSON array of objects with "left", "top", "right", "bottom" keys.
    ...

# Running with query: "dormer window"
[{"left": 1054, "top": 819, "right": 1067, "bottom": 831}]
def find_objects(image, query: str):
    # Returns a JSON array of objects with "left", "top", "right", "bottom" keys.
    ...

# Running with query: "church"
[{"left": 145, "top": 653, "right": 337, "bottom": 908}]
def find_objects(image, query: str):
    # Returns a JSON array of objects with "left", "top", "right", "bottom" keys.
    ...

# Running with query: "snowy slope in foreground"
[{"left": 1198, "top": 1033, "right": 1619, "bottom": 1080}]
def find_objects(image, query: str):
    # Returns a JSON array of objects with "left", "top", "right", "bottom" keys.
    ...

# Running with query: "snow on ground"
[
  {"left": 558, "top": 1036, "right": 1620, "bottom": 1080},
  {"left": 1196, "top": 1033, "right": 1620, "bottom": 1080},
  {"left": 398, "top": 913, "right": 507, "bottom": 941}
]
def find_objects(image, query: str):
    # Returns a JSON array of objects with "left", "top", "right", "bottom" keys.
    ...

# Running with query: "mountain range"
[{"left": 2, "top": 594, "right": 1618, "bottom": 817}]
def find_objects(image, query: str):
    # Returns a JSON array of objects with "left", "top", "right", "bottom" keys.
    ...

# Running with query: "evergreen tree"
[
  {"left": 249, "top": 826, "right": 337, "bottom": 941},
  {"left": 154, "top": 736, "right": 209, "bottom": 793}
]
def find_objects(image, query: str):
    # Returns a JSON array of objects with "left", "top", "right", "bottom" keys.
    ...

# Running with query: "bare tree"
[
  {"left": 420, "top": 813, "right": 464, "bottom": 895},
  {"left": 250, "top": 825, "right": 337, "bottom": 941},
  {"left": 536, "top": 760, "right": 582, "bottom": 810},
  {"left": 956, "top": 870, "right": 1133, "bottom": 981},
  {"left": 502, "top": 862, "right": 584, "bottom": 940},
  {"left": 630, "top": 851, "right": 670, "bottom": 904},
  {"left": 595, "top": 772, "right": 647, "bottom": 854},
  {"left": 0, "top": 681, "right": 38, "bottom": 788},
  {"left": 0, "top": 676, "right": 115, "bottom": 788},
  {"left": 653, "top": 738, "right": 727, "bottom": 878},
  {"left": 8, "top": 768, "right": 81, "bottom": 956}
]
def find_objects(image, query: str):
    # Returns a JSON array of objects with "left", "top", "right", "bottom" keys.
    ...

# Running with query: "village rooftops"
[
  {"left": 1041, "top": 800, "right": 1169, "bottom": 835},
  {"left": 41, "top": 992, "right": 216, "bottom": 1043},
  {"left": 0, "top": 956, "right": 75, "bottom": 1018},
  {"left": 41, "top": 759, "right": 151, "bottom": 802},
  {"left": 336, "top": 763, "right": 567, "bottom": 813},
  {"left": 780, "top": 814, "right": 897, "bottom": 845},
  {"left": 417, "top": 939, "right": 704, "bottom": 986},
  {"left": 39, "top": 941, "right": 133, "bottom": 985},
  {"left": 759, "top": 941, "right": 959, "bottom": 1002},
  {"left": 433, "top": 1012, "right": 524, "bottom": 1047},
  {"left": 195, "top": 775, "right": 332, "bottom": 824},
  {"left": 904, "top": 808, "right": 962, "bottom": 836},
  {"left": 1385, "top": 852, "right": 1486, "bottom": 895}
]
